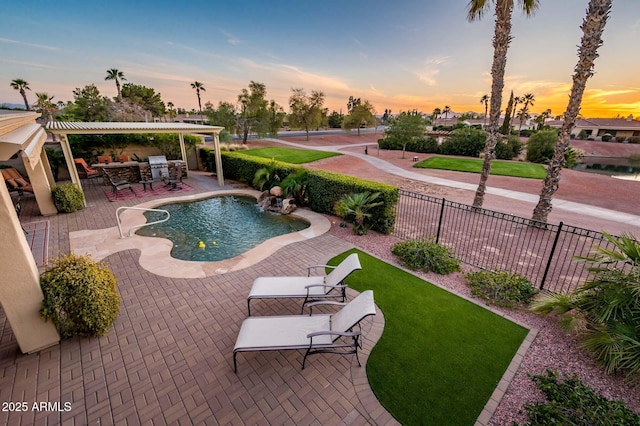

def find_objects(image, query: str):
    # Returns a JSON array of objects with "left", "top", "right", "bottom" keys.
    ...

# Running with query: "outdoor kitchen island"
[{"left": 91, "top": 157, "right": 186, "bottom": 186}]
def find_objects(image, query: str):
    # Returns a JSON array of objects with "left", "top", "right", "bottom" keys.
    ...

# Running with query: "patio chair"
[
  {"left": 115, "top": 155, "right": 130, "bottom": 163},
  {"left": 97, "top": 155, "right": 113, "bottom": 164},
  {"left": 1, "top": 168, "right": 34, "bottom": 195},
  {"left": 247, "top": 253, "right": 361, "bottom": 315},
  {"left": 74, "top": 158, "right": 100, "bottom": 185},
  {"left": 162, "top": 163, "right": 184, "bottom": 191},
  {"left": 103, "top": 169, "right": 134, "bottom": 200},
  {"left": 233, "top": 290, "right": 376, "bottom": 372}
]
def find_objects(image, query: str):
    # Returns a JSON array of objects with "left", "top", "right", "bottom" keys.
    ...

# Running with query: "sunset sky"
[{"left": 1, "top": 0, "right": 639, "bottom": 119}]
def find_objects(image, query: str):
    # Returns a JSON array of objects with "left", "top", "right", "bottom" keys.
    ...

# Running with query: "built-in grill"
[{"left": 148, "top": 155, "right": 169, "bottom": 180}]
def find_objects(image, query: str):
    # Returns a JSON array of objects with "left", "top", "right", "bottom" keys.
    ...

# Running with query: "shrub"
[
  {"left": 51, "top": 183, "right": 85, "bottom": 213},
  {"left": 628, "top": 136, "right": 640, "bottom": 144},
  {"left": 40, "top": 254, "right": 120, "bottom": 338},
  {"left": 377, "top": 136, "right": 439, "bottom": 154},
  {"left": 615, "top": 136, "right": 627, "bottom": 143},
  {"left": 518, "top": 370, "right": 640, "bottom": 425},
  {"left": 392, "top": 239, "right": 460, "bottom": 275},
  {"left": 526, "top": 130, "right": 557, "bottom": 163},
  {"left": 530, "top": 233, "right": 640, "bottom": 382},
  {"left": 518, "top": 129, "right": 535, "bottom": 138},
  {"left": 465, "top": 270, "right": 538, "bottom": 308},
  {"left": 577, "top": 129, "right": 589, "bottom": 140},
  {"left": 438, "top": 128, "right": 487, "bottom": 157},
  {"left": 334, "top": 192, "right": 383, "bottom": 235},
  {"left": 495, "top": 135, "right": 524, "bottom": 160}
]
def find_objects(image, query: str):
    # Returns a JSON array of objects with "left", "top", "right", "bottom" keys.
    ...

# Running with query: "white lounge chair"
[
  {"left": 233, "top": 290, "right": 376, "bottom": 372},
  {"left": 247, "top": 253, "right": 362, "bottom": 315}
]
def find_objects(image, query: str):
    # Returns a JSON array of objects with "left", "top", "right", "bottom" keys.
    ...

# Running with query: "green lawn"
[
  {"left": 239, "top": 147, "right": 341, "bottom": 164},
  {"left": 329, "top": 249, "right": 529, "bottom": 426},
  {"left": 415, "top": 156, "right": 546, "bottom": 179}
]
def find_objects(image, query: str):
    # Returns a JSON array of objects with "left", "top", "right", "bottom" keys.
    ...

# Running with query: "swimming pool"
[{"left": 136, "top": 195, "right": 310, "bottom": 261}]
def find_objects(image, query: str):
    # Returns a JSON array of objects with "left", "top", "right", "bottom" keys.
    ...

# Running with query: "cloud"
[
  {"left": 414, "top": 56, "right": 451, "bottom": 86},
  {"left": 0, "top": 37, "right": 62, "bottom": 52},
  {"left": 1, "top": 59, "right": 61, "bottom": 70},
  {"left": 219, "top": 29, "right": 242, "bottom": 45}
]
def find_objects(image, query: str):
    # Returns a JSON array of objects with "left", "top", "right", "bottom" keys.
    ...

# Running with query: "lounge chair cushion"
[
  {"left": 5, "top": 178, "right": 18, "bottom": 189},
  {"left": 249, "top": 276, "right": 325, "bottom": 298},
  {"left": 15, "top": 178, "right": 28, "bottom": 187},
  {"left": 234, "top": 315, "right": 332, "bottom": 351}
]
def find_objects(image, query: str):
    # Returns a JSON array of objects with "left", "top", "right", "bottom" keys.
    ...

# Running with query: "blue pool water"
[{"left": 136, "top": 195, "right": 309, "bottom": 261}]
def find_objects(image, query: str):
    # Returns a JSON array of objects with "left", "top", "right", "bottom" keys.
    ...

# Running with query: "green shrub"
[
  {"left": 518, "top": 129, "right": 535, "bottom": 138},
  {"left": 577, "top": 129, "right": 589, "bottom": 140},
  {"left": 392, "top": 239, "right": 460, "bottom": 275},
  {"left": 495, "top": 136, "right": 524, "bottom": 160},
  {"left": 377, "top": 136, "right": 439, "bottom": 154},
  {"left": 334, "top": 192, "right": 383, "bottom": 235},
  {"left": 51, "top": 183, "right": 85, "bottom": 213},
  {"left": 518, "top": 370, "right": 640, "bottom": 426},
  {"left": 628, "top": 136, "right": 640, "bottom": 144},
  {"left": 438, "top": 128, "right": 487, "bottom": 157},
  {"left": 526, "top": 130, "right": 558, "bottom": 163},
  {"left": 465, "top": 270, "right": 538, "bottom": 308},
  {"left": 40, "top": 254, "right": 120, "bottom": 339}
]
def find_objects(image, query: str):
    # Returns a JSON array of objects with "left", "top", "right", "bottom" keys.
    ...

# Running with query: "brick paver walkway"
[{"left": 0, "top": 173, "right": 395, "bottom": 425}]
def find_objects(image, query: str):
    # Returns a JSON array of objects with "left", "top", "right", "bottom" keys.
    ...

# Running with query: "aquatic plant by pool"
[{"left": 136, "top": 195, "right": 309, "bottom": 262}]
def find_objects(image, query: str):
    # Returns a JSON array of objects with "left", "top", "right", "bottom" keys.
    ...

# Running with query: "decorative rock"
[
  {"left": 258, "top": 190, "right": 270, "bottom": 202},
  {"left": 270, "top": 186, "right": 282, "bottom": 196},
  {"left": 280, "top": 198, "right": 297, "bottom": 215}
]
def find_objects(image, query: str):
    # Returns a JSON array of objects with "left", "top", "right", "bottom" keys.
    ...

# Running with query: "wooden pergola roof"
[{"left": 46, "top": 121, "right": 223, "bottom": 134}]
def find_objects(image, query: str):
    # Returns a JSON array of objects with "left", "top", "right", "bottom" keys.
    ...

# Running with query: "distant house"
[
  {"left": 546, "top": 116, "right": 640, "bottom": 139},
  {"left": 463, "top": 117, "right": 536, "bottom": 131},
  {"left": 172, "top": 113, "right": 209, "bottom": 125}
]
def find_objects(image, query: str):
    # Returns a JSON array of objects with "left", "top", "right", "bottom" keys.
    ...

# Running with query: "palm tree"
[
  {"left": 166, "top": 102, "right": 176, "bottom": 122},
  {"left": 532, "top": 0, "right": 611, "bottom": 222},
  {"left": 191, "top": 81, "right": 206, "bottom": 119},
  {"left": 10, "top": 78, "right": 31, "bottom": 110},
  {"left": 33, "top": 92, "right": 56, "bottom": 123},
  {"left": 432, "top": 107, "right": 441, "bottom": 126},
  {"left": 522, "top": 92, "right": 535, "bottom": 111},
  {"left": 442, "top": 105, "right": 451, "bottom": 124},
  {"left": 511, "top": 96, "right": 522, "bottom": 130},
  {"left": 469, "top": 0, "right": 540, "bottom": 208},
  {"left": 105, "top": 68, "right": 126, "bottom": 100},
  {"left": 516, "top": 107, "right": 530, "bottom": 135},
  {"left": 480, "top": 94, "right": 490, "bottom": 126}
]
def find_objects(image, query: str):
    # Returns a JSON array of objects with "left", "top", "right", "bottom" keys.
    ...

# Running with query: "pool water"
[{"left": 136, "top": 195, "right": 310, "bottom": 261}]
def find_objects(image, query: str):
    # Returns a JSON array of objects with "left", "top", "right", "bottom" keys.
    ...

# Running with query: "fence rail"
[{"left": 393, "top": 190, "right": 616, "bottom": 293}]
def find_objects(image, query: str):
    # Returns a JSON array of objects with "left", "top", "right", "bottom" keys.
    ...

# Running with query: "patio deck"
[{"left": 0, "top": 172, "right": 395, "bottom": 425}]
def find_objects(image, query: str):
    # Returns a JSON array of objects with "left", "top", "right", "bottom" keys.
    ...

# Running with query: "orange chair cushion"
[{"left": 5, "top": 178, "right": 18, "bottom": 189}]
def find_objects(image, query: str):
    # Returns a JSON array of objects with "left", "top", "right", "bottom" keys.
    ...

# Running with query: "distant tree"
[
  {"left": 500, "top": 91, "right": 515, "bottom": 134},
  {"left": 190, "top": 81, "right": 205, "bottom": 116},
  {"left": 120, "top": 83, "right": 165, "bottom": 118},
  {"left": 384, "top": 111, "right": 426, "bottom": 159},
  {"left": 480, "top": 94, "right": 490, "bottom": 126},
  {"left": 442, "top": 105, "right": 451, "bottom": 122},
  {"left": 10, "top": 78, "right": 31, "bottom": 110},
  {"left": 432, "top": 107, "right": 441, "bottom": 125},
  {"left": 70, "top": 84, "right": 109, "bottom": 121},
  {"left": 516, "top": 107, "right": 531, "bottom": 135},
  {"left": 267, "top": 100, "right": 286, "bottom": 137},
  {"left": 105, "top": 68, "right": 126, "bottom": 100},
  {"left": 522, "top": 92, "right": 535, "bottom": 111},
  {"left": 468, "top": 0, "right": 540, "bottom": 208},
  {"left": 342, "top": 100, "right": 376, "bottom": 136},
  {"left": 533, "top": 0, "right": 611, "bottom": 223},
  {"left": 236, "top": 81, "right": 269, "bottom": 143},
  {"left": 166, "top": 102, "right": 176, "bottom": 121},
  {"left": 511, "top": 95, "right": 522, "bottom": 126},
  {"left": 535, "top": 108, "right": 552, "bottom": 130},
  {"left": 381, "top": 109, "right": 392, "bottom": 125},
  {"left": 288, "top": 88, "right": 325, "bottom": 140},
  {"left": 203, "top": 101, "right": 237, "bottom": 135},
  {"left": 33, "top": 92, "right": 56, "bottom": 122},
  {"left": 347, "top": 96, "right": 361, "bottom": 113},
  {"left": 327, "top": 110, "right": 344, "bottom": 128}
]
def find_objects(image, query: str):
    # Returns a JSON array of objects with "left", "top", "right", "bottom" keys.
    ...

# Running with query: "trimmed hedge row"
[{"left": 200, "top": 148, "right": 399, "bottom": 234}]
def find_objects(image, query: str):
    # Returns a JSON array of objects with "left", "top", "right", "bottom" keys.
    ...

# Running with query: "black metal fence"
[{"left": 393, "top": 190, "right": 616, "bottom": 293}]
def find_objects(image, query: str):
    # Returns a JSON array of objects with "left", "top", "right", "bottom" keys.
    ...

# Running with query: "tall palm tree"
[
  {"left": 522, "top": 92, "right": 535, "bottom": 111},
  {"left": 191, "top": 81, "right": 206, "bottom": 119},
  {"left": 532, "top": 0, "right": 611, "bottom": 222},
  {"left": 516, "top": 107, "right": 530, "bottom": 135},
  {"left": 480, "top": 94, "right": 490, "bottom": 126},
  {"left": 442, "top": 105, "right": 451, "bottom": 123},
  {"left": 105, "top": 68, "right": 126, "bottom": 100},
  {"left": 432, "top": 107, "right": 441, "bottom": 125},
  {"left": 166, "top": 101, "right": 176, "bottom": 122},
  {"left": 10, "top": 78, "right": 31, "bottom": 110},
  {"left": 33, "top": 92, "right": 56, "bottom": 123},
  {"left": 469, "top": 0, "right": 540, "bottom": 208},
  {"left": 511, "top": 96, "right": 522, "bottom": 130}
]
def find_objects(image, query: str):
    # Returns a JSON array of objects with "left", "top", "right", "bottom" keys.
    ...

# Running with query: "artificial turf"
[
  {"left": 329, "top": 249, "right": 529, "bottom": 426},
  {"left": 414, "top": 156, "right": 546, "bottom": 179},
  {"left": 240, "top": 147, "right": 341, "bottom": 164}
]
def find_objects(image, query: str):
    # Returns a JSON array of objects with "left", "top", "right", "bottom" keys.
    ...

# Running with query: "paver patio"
[{"left": 0, "top": 172, "right": 395, "bottom": 425}]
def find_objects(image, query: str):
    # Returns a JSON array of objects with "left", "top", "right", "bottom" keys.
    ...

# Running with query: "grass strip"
[
  {"left": 329, "top": 249, "right": 529, "bottom": 426},
  {"left": 414, "top": 156, "right": 546, "bottom": 179},
  {"left": 240, "top": 147, "right": 341, "bottom": 164}
]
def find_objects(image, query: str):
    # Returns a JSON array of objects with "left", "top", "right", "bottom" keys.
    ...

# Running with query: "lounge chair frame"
[{"left": 246, "top": 253, "right": 361, "bottom": 315}]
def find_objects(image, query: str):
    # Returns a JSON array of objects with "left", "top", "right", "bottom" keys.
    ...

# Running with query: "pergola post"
[
  {"left": 58, "top": 133, "right": 87, "bottom": 207},
  {"left": 213, "top": 132, "right": 224, "bottom": 186},
  {"left": 178, "top": 133, "right": 188, "bottom": 171}
]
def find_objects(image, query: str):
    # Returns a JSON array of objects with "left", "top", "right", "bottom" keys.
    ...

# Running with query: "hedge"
[{"left": 200, "top": 147, "right": 399, "bottom": 234}]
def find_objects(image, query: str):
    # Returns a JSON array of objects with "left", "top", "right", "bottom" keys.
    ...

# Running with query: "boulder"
[
  {"left": 280, "top": 198, "right": 297, "bottom": 215},
  {"left": 270, "top": 186, "right": 282, "bottom": 196}
]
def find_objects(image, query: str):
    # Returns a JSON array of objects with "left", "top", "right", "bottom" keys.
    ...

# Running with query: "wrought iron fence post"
[
  {"left": 540, "top": 221, "right": 564, "bottom": 290},
  {"left": 436, "top": 198, "right": 446, "bottom": 244}
]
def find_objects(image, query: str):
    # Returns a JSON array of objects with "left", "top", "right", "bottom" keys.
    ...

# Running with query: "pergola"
[
  {"left": 46, "top": 121, "right": 226, "bottom": 205},
  {"left": 0, "top": 115, "right": 224, "bottom": 354}
]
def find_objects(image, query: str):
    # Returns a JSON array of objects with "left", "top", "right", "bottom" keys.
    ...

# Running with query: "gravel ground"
[{"left": 325, "top": 220, "right": 640, "bottom": 425}]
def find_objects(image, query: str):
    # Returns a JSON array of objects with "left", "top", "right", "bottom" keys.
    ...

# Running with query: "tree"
[
  {"left": 469, "top": 0, "right": 540, "bottom": 208},
  {"left": 237, "top": 81, "right": 269, "bottom": 143},
  {"left": 190, "top": 81, "right": 205, "bottom": 117},
  {"left": 204, "top": 101, "right": 237, "bottom": 135},
  {"left": 288, "top": 88, "right": 325, "bottom": 140},
  {"left": 267, "top": 100, "right": 286, "bottom": 137},
  {"left": 381, "top": 109, "right": 392, "bottom": 125},
  {"left": 480, "top": 94, "right": 490, "bottom": 126},
  {"left": 105, "top": 68, "right": 126, "bottom": 100},
  {"left": 33, "top": 92, "right": 56, "bottom": 123},
  {"left": 120, "top": 83, "right": 166, "bottom": 118},
  {"left": 511, "top": 95, "right": 522, "bottom": 125},
  {"left": 327, "top": 110, "right": 344, "bottom": 128},
  {"left": 500, "top": 91, "right": 515, "bottom": 134},
  {"left": 342, "top": 100, "right": 376, "bottom": 136},
  {"left": 166, "top": 102, "right": 176, "bottom": 121},
  {"left": 347, "top": 96, "right": 361, "bottom": 113},
  {"left": 432, "top": 107, "right": 441, "bottom": 126},
  {"left": 70, "top": 84, "right": 109, "bottom": 122},
  {"left": 533, "top": 0, "right": 611, "bottom": 222},
  {"left": 442, "top": 105, "right": 451, "bottom": 122},
  {"left": 10, "top": 78, "right": 31, "bottom": 110},
  {"left": 522, "top": 92, "right": 535, "bottom": 111},
  {"left": 384, "top": 111, "right": 426, "bottom": 159},
  {"left": 517, "top": 106, "right": 530, "bottom": 135},
  {"left": 535, "top": 108, "right": 552, "bottom": 130}
]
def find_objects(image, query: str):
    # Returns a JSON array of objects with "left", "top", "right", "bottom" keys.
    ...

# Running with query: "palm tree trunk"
[
  {"left": 532, "top": 0, "right": 611, "bottom": 222},
  {"left": 473, "top": 0, "right": 512, "bottom": 208},
  {"left": 20, "top": 89, "right": 30, "bottom": 111},
  {"left": 116, "top": 79, "right": 121, "bottom": 100}
]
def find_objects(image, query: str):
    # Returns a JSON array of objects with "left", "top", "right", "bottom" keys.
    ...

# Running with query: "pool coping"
[{"left": 69, "top": 189, "right": 331, "bottom": 278}]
